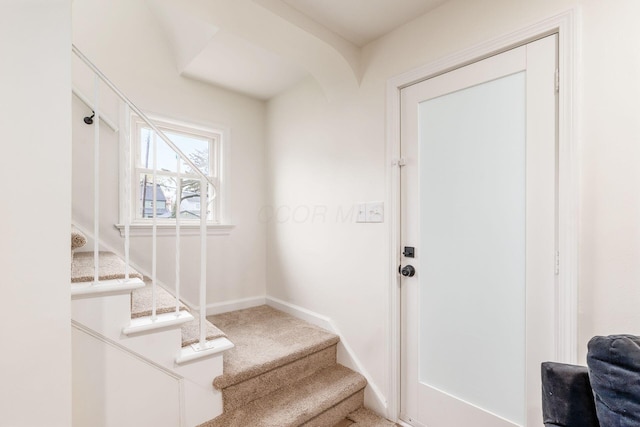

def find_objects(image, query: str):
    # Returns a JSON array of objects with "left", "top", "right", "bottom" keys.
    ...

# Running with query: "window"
[{"left": 127, "top": 116, "right": 223, "bottom": 226}]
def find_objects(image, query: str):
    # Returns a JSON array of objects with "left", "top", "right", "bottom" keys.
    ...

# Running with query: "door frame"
[{"left": 385, "top": 8, "right": 579, "bottom": 424}]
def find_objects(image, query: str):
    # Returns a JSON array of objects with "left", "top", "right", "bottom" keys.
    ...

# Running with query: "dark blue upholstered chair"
[{"left": 541, "top": 335, "right": 640, "bottom": 427}]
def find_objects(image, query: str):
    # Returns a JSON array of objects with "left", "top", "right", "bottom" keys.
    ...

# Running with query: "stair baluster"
[
  {"left": 92, "top": 74, "right": 100, "bottom": 285},
  {"left": 199, "top": 177, "right": 208, "bottom": 347},
  {"left": 122, "top": 102, "right": 131, "bottom": 282},
  {"left": 175, "top": 157, "right": 182, "bottom": 316}
]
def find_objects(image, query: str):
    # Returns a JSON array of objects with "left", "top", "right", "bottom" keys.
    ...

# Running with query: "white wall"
[
  {"left": 266, "top": 0, "right": 640, "bottom": 412},
  {"left": 0, "top": 1, "right": 72, "bottom": 426},
  {"left": 578, "top": 0, "right": 640, "bottom": 356},
  {"left": 71, "top": 0, "right": 267, "bottom": 306}
]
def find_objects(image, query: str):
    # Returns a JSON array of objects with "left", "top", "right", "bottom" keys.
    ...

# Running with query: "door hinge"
[
  {"left": 554, "top": 68, "right": 560, "bottom": 93},
  {"left": 555, "top": 250, "right": 560, "bottom": 275},
  {"left": 393, "top": 157, "right": 407, "bottom": 167}
]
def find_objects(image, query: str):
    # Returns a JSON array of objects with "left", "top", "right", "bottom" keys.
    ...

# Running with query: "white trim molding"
[
  {"left": 386, "top": 7, "right": 579, "bottom": 422},
  {"left": 204, "top": 296, "right": 267, "bottom": 316},
  {"left": 115, "top": 223, "right": 235, "bottom": 237}
]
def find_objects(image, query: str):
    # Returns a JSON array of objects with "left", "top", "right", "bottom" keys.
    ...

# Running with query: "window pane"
[
  {"left": 138, "top": 127, "right": 211, "bottom": 176},
  {"left": 179, "top": 179, "right": 201, "bottom": 219},
  {"left": 138, "top": 174, "right": 174, "bottom": 219},
  {"left": 165, "top": 130, "right": 211, "bottom": 176}
]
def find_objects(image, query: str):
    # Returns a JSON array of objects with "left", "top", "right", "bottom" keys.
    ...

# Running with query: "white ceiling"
[
  {"left": 182, "top": 31, "right": 308, "bottom": 100},
  {"left": 282, "top": 0, "right": 449, "bottom": 47},
  {"left": 150, "top": 0, "right": 449, "bottom": 99}
]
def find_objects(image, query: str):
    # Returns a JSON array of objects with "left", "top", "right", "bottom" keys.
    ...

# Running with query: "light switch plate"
[{"left": 366, "top": 201, "right": 384, "bottom": 223}]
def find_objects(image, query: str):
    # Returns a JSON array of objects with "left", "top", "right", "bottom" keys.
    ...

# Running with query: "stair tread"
[
  {"left": 199, "top": 364, "right": 366, "bottom": 427},
  {"left": 71, "top": 251, "right": 143, "bottom": 283},
  {"left": 181, "top": 316, "right": 227, "bottom": 347},
  {"left": 345, "top": 408, "right": 399, "bottom": 426},
  {"left": 131, "top": 279, "right": 188, "bottom": 318},
  {"left": 221, "top": 345, "right": 337, "bottom": 412},
  {"left": 131, "top": 280, "right": 226, "bottom": 346},
  {"left": 209, "top": 305, "right": 340, "bottom": 389}
]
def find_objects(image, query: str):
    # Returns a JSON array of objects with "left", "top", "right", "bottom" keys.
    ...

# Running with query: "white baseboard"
[
  {"left": 265, "top": 296, "right": 388, "bottom": 417},
  {"left": 205, "top": 296, "right": 266, "bottom": 316}
]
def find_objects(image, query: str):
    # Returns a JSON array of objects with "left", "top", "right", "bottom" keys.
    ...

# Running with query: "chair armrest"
[{"left": 541, "top": 362, "right": 599, "bottom": 427}]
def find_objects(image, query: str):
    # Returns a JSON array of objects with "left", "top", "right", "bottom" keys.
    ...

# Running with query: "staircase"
[
  {"left": 70, "top": 225, "right": 233, "bottom": 426},
  {"left": 203, "top": 305, "right": 377, "bottom": 426},
  {"left": 70, "top": 227, "right": 396, "bottom": 426}
]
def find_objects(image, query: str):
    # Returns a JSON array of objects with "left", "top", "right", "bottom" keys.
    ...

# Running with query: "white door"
[{"left": 400, "top": 35, "right": 558, "bottom": 427}]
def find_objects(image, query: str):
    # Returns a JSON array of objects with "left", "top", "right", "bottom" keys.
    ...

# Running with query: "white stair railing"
[{"left": 73, "top": 44, "right": 215, "bottom": 350}]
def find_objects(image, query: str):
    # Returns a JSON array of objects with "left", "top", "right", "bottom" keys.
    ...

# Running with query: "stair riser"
[
  {"left": 222, "top": 345, "right": 337, "bottom": 412},
  {"left": 72, "top": 293, "right": 133, "bottom": 338},
  {"left": 302, "top": 389, "right": 364, "bottom": 427}
]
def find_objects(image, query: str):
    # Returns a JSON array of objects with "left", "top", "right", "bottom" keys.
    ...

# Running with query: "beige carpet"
[
  {"left": 198, "top": 364, "right": 366, "bottom": 427},
  {"left": 71, "top": 226, "right": 87, "bottom": 250},
  {"left": 346, "top": 408, "right": 400, "bottom": 426},
  {"left": 181, "top": 316, "right": 226, "bottom": 347},
  {"left": 71, "top": 251, "right": 143, "bottom": 283},
  {"left": 209, "top": 305, "right": 340, "bottom": 389},
  {"left": 131, "top": 279, "right": 226, "bottom": 347},
  {"left": 131, "top": 279, "right": 187, "bottom": 318}
]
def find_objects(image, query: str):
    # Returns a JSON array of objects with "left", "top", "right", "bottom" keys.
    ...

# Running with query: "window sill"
[{"left": 115, "top": 223, "right": 235, "bottom": 237}]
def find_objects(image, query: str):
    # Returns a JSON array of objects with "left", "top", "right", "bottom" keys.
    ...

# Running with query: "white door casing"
[{"left": 399, "top": 35, "right": 558, "bottom": 427}]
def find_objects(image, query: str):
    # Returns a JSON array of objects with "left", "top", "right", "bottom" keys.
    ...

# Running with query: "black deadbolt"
[{"left": 402, "top": 246, "right": 415, "bottom": 258}]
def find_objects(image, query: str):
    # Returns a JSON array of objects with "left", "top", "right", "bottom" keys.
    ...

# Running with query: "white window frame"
[{"left": 117, "top": 114, "right": 233, "bottom": 236}]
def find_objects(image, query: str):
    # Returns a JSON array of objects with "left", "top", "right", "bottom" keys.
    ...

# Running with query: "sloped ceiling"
[
  {"left": 147, "top": 0, "right": 447, "bottom": 100},
  {"left": 282, "top": 0, "right": 449, "bottom": 47}
]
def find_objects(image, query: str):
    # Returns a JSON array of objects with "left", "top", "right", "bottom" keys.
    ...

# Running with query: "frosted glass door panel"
[{"left": 419, "top": 72, "right": 526, "bottom": 425}]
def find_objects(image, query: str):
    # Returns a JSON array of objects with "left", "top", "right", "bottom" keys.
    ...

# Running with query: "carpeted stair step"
[
  {"left": 181, "top": 316, "right": 227, "bottom": 348},
  {"left": 71, "top": 251, "right": 143, "bottom": 283},
  {"left": 131, "top": 279, "right": 188, "bottom": 318},
  {"left": 130, "top": 279, "right": 226, "bottom": 347},
  {"left": 208, "top": 305, "right": 340, "bottom": 410},
  {"left": 222, "top": 344, "right": 337, "bottom": 412},
  {"left": 333, "top": 408, "right": 401, "bottom": 426},
  {"left": 198, "top": 364, "right": 366, "bottom": 427}
]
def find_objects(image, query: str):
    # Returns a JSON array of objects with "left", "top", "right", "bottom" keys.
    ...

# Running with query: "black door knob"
[{"left": 401, "top": 265, "right": 415, "bottom": 277}]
